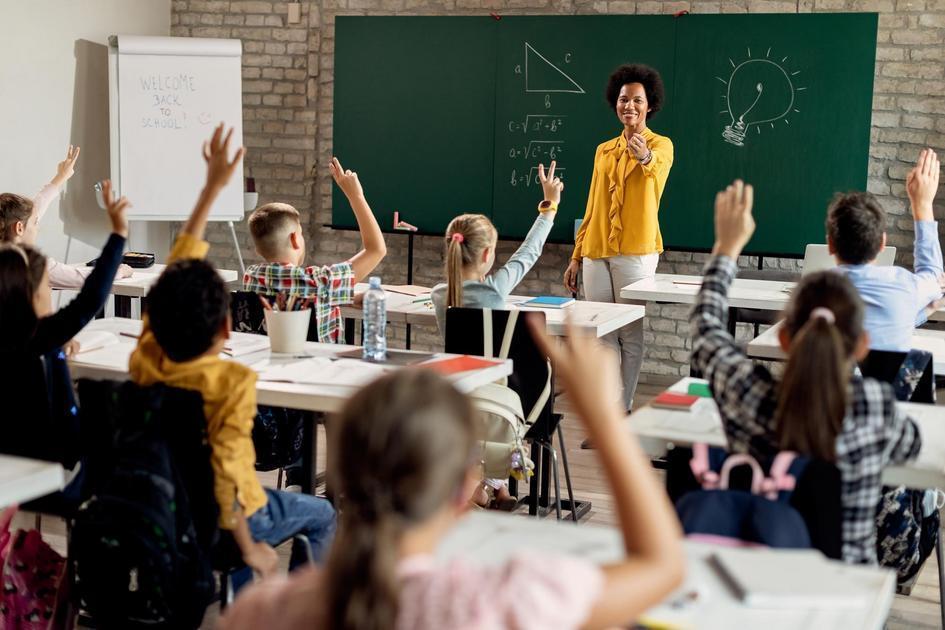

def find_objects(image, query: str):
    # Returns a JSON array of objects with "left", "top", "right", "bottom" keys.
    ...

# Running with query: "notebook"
[
  {"left": 222, "top": 333, "right": 272, "bottom": 357},
  {"left": 257, "top": 357, "right": 386, "bottom": 387},
  {"left": 382, "top": 284, "right": 431, "bottom": 297},
  {"left": 522, "top": 296, "right": 575, "bottom": 309},
  {"left": 72, "top": 330, "right": 121, "bottom": 354},
  {"left": 708, "top": 547, "right": 868, "bottom": 608},
  {"left": 650, "top": 391, "right": 700, "bottom": 410},
  {"left": 420, "top": 355, "right": 503, "bottom": 375}
]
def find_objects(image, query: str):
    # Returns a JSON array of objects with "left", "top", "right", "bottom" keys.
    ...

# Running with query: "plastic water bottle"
[{"left": 362, "top": 276, "right": 387, "bottom": 361}]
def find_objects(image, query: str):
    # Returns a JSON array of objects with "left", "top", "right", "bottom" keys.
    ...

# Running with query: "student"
[
  {"left": 430, "top": 161, "right": 562, "bottom": 508},
  {"left": 0, "top": 146, "right": 132, "bottom": 288},
  {"left": 129, "top": 125, "right": 335, "bottom": 585},
  {"left": 826, "top": 148, "right": 942, "bottom": 352},
  {"left": 220, "top": 318, "right": 684, "bottom": 630},
  {"left": 243, "top": 157, "right": 386, "bottom": 343},
  {"left": 0, "top": 180, "right": 127, "bottom": 478},
  {"left": 431, "top": 162, "right": 563, "bottom": 335},
  {"left": 691, "top": 180, "right": 926, "bottom": 577}
]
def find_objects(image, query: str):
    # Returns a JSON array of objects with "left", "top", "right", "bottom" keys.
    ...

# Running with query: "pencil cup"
[
  {"left": 264, "top": 308, "right": 312, "bottom": 353},
  {"left": 244, "top": 192, "right": 259, "bottom": 212}
]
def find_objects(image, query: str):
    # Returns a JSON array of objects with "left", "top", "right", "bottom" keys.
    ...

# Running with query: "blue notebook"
[{"left": 522, "top": 296, "right": 575, "bottom": 309}]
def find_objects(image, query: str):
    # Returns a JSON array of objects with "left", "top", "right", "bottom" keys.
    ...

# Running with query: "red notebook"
[
  {"left": 650, "top": 391, "right": 700, "bottom": 410},
  {"left": 420, "top": 355, "right": 503, "bottom": 375}
]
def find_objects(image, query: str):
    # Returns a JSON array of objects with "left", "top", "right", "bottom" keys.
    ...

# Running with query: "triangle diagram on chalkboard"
[{"left": 525, "top": 43, "right": 585, "bottom": 94}]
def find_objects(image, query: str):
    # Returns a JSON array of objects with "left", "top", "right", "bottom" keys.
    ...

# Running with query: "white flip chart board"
[{"left": 109, "top": 35, "right": 244, "bottom": 221}]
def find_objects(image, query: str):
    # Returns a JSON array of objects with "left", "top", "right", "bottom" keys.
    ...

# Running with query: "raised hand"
[
  {"left": 712, "top": 179, "right": 755, "bottom": 259},
  {"left": 628, "top": 133, "right": 649, "bottom": 161},
  {"left": 538, "top": 160, "right": 564, "bottom": 207},
  {"left": 202, "top": 123, "right": 245, "bottom": 192},
  {"left": 52, "top": 145, "right": 81, "bottom": 187},
  {"left": 328, "top": 157, "right": 364, "bottom": 199},
  {"left": 906, "top": 148, "right": 940, "bottom": 222},
  {"left": 100, "top": 179, "right": 130, "bottom": 238}
]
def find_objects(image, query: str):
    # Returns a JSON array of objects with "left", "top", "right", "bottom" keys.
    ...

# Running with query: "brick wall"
[{"left": 172, "top": 0, "right": 945, "bottom": 383}]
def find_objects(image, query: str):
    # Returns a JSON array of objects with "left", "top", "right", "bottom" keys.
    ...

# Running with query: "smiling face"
[{"left": 615, "top": 82, "right": 650, "bottom": 134}]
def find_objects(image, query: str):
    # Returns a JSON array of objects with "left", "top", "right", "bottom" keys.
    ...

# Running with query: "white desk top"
[
  {"left": 109, "top": 264, "right": 239, "bottom": 298},
  {"left": 0, "top": 455, "right": 64, "bottom": 508},
  {"left": 341, "top": 285, "right": 644, "bottom": 339},
  {"left": 441, "top": 511, "right": 894, "bottom": 630},
  {"left": 747, "top": 320, "right": 945, "bottom": 376},
  {"left": 621, "top": 273, "right": 794, "bottom": 310},
  {"left": 628, "top": 377, "right": 945, "bottom": 489},
  {"left": 67, "top": 318, "right": 513, "bottom": 413}
]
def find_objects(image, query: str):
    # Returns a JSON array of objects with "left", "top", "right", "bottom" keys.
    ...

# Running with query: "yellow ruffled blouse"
[{"left": 572, "top": 128, "right": 674, "bottom": 261}]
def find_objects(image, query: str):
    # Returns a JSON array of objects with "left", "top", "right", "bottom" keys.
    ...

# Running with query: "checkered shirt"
[
  {"left": 243, "top": 261, "right": 354, "bottom": 343},
  {"left": 690, "top": 255, "right": 922, "bottom": 565}
]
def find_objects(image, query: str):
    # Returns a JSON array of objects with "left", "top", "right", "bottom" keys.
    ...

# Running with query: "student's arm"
[
  {"left": 565, "top": 147, "right": 603, "bottom": 292},
  {"left": 231, "top": 510, "right": 279, "bottom": 578},
  {"left": 906, "top": 149, "right": 943, "bottom": 316},
  {"left": 29, "top": 146, "right": 81, "bottom": 232},
  {"left": 31, "top": 181, "right": 128, "bottom": 354},
  {"left": 529, "top": 318, "right": 684, "bottom": 629},
  {"left": 486, "top": 162, "right": 562, "bottom": 297},
  {"left": 690, "top": 182, "right": 778, "bottom": 450},
  {"left": 178, "top": 124, "right": 244, "bottom": 246},
  {"left": 329, "top": 157, "right": 386, "bottom": 283}
]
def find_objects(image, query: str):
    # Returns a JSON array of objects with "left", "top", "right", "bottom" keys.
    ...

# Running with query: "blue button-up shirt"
[{"left": 836, "top": 221, "right": 943, "bottom": 352}]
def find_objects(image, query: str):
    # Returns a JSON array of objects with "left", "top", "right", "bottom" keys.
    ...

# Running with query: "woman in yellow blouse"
[{"left": 564, "top": 64, "right": 674, "bottom": 415}]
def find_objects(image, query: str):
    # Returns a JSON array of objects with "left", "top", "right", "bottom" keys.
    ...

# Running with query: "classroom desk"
[
  {"left": 620, "top": 272, "right": 945, "bottom": 322},
  {"left": 0, "top": 455, "right": 64, "bottom": 508},
  {"left": 341, "top": 285, "right": 646, "bottom": 340},
  {"left": 628, "top": 377, "right": 945, "bottom": 490},
  {"left": 108, "top": 264, "right": 240, "bottom": 317},
  {"left": 747, "top": 320, "right": 945, "bottom": 376},
  {"left": 440, "top": 511, "right": 895, "bottom": 630}
]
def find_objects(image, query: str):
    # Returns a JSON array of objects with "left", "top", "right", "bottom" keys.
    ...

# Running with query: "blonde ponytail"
[{"left": 443, "top": 214, "right": 497, "bottom": 310}]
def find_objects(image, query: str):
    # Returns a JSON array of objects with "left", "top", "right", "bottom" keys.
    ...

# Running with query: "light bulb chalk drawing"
[{"left": 718, "top": 47, "right": 806, "bottom": 147}]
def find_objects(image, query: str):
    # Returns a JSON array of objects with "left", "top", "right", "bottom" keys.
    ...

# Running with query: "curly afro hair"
[{"left": 605, "top": 63, "right": 665, "bottom": 120}]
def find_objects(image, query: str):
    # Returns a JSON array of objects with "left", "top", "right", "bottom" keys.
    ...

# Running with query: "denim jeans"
[{"left": 231, "top": 488, "right": 336, "bottom": 592}]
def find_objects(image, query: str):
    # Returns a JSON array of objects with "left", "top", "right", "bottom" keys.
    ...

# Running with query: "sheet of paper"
[
  {"left": 73, "top": 330, "right": 120, "bottom": 354},
  {"left": 257, "top": 357, "right": 387, "bottom": 387}
]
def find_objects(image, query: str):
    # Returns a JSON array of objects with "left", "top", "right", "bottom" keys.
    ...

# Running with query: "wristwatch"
[{"left": 538, "top": 200, "right": 558, "bottom": 213}]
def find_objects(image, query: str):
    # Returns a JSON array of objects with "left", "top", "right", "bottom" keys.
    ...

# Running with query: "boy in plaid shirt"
[{"left": 244, "top": 157, "right": 386, "bottom": 342}]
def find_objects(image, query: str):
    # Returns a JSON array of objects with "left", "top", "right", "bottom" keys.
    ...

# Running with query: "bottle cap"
[{"left": 369, "top": 276, "right": 382, "bottom": 289}]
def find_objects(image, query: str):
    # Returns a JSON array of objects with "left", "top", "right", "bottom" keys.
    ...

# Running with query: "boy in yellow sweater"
[{"left": 130, "top": 125, "right": 334, "bottom": 588}]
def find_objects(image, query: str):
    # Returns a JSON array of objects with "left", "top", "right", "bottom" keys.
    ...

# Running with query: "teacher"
[{"left": 564, "top": 63, "right": 674, "bottom": 417}]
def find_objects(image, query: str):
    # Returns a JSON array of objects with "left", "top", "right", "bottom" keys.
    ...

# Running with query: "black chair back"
[
  {"left": 230, "top": 290, "right": 320, "bottom": 341},
  {"left": 444, "top": 308, "right": 556, "bottom": 439}
]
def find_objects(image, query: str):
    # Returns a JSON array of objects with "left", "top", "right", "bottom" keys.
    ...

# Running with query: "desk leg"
[
  {"left": 405, "top": 324, "right": 412, "bottom": 350},
  {"left": 344, "top": 317, "right": 355, "bottom": 345},
  {"left": 115, "top": 295, "right": 132, "bottom": 319}
]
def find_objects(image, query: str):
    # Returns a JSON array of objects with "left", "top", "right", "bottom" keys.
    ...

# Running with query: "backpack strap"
[
  {"left": 498, "top": 310, "right": 518, "bottom": 360},
  {"left": 718, "top": 454, "right": 765, "bottom": 494},
  {"left": 759, "top": 451, "right": 799, "bottom": 500}
]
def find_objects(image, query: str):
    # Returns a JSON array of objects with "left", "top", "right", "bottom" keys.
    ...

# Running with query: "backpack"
[
  {"left": 71, "top": 381, "right": 216, "bottom": 629},
  {"left": 675, "top": 444, "right": 812, "bottom": 549}
]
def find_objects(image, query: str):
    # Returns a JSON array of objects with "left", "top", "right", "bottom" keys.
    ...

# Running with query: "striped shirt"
[
  {"left": 243, "top": 261, "right": 354, "bottom": 343},
  {"left": 690, "top": 255, "right": 922, "bottom": 564}
]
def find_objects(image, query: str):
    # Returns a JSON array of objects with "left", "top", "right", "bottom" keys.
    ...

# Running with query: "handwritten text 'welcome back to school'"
[{"left": 138, "top": 74, "right": 197, "bottom": 130}]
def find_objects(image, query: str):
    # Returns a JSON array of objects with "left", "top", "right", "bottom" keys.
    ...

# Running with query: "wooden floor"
[{"left": 31, "top": 383, "right": 941, "bottom": 628}]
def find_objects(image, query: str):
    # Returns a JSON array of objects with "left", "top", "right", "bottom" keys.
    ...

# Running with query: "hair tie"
[
  {"left": 809, "top": 307, "right": 835, "bottom": 325},
  {"left": 450, "top": 233, "right": 465, "bottom": 244}
]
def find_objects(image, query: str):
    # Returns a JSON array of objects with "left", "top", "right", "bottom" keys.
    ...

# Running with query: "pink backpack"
[{"left": 0, "top": 506, "right": 72, "bottom": 630}]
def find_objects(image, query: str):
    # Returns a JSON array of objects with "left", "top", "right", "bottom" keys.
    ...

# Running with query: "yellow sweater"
[
  {"left": 129, "top": 233, "right": 267, "bottom": 529},
  {"left": 572, "top": 128, "right": 674, "bottom": 261}
]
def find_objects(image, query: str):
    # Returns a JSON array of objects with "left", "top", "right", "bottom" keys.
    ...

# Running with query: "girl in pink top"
[{"left": 220, "top": 318, "right": 685, "bottom": 630}]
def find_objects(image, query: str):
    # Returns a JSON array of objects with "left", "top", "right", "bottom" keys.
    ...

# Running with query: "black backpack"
[{"left": 71, "top": 381, "right": 217, "bottom": 629}]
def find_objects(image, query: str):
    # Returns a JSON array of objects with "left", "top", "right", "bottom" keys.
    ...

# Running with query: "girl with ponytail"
[
  {"left": 222, "top": 322, "right": 685, "bottom": 630},
  {"left": 431, "top": 161, "right": 563, "bottom": 334},
  {"left": 691, "top": 179, "right": 923, "bottom": 570}
]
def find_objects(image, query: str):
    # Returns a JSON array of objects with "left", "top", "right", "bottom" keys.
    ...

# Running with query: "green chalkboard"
[{"left": 332, "top": 14, "right": 877, "bottom": 256}]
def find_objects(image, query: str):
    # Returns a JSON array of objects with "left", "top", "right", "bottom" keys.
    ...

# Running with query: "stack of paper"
[
  {"left": 223, "top": 333, "right": 271, "bottom": 357},
  {"left": 73, "top": 330, "right": 121, "bottom": 354},
  {"left": 257, "top": 357, "right": 386, "bottom": 387}
]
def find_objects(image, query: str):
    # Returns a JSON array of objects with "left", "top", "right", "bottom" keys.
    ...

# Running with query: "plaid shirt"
[
  {"left": 690, "top": 255, "right": 922, "bottom": 565},
  {"left": 243, "top": 261, "right": 354, "bottom": 343}
]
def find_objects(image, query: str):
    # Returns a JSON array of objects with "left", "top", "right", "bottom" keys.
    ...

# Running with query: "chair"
[
  {"left": 858, "top": 348, "right": 935, "bottom": 404},
  {"left": 445, "top": 307, "right": 587, "bottom": 522},
  {"left": 230, "top": 290, "right": 324, "bottom": 492}
]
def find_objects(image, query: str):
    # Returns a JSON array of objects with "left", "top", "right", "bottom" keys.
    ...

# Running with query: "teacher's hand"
[
  {"left": 628, "top": 133, "right": 650, "bottom": 162},
  {"left": 564, "top": 259, "right": 581, "bottom": 294}
]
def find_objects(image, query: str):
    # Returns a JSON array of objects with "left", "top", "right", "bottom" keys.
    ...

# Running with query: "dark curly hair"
[
  {"left": 605, "top": 63, "right": 665, "bottom": 120},
  {"left": 145, "top": 258, "right": 229, "bottom": 362},
  {"left": 826, "top": 192, "right": 886, "bottom": 265}
]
